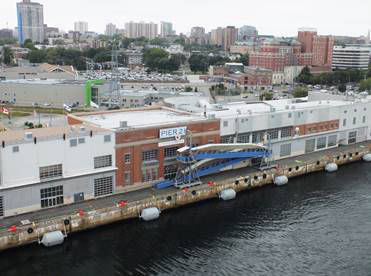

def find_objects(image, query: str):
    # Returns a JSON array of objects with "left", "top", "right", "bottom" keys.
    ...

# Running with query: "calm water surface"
[{"left": 1, "top": 162, "right": 371, "bottom": 276}]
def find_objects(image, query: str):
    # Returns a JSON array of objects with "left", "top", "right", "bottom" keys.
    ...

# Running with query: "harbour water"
[{"left": 1, "top": 162, "right": 371, "bottom": 276}]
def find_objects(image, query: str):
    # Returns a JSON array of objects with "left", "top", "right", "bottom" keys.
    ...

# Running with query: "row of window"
[
  {"left": 94, "top": 155, "right": 112, "bottom": 169},
  {"left": 70, "top": 135, "right": 111, "bottom": 147},
  {"left": 222, "top": 127, "right": 293, "bottom": 144},
  {"left": 0, "top": 196, "right": 3, "bottom": 217},
  {"left": 142, "top": 168, "right": 159, "bottom": 182},
  {"left": 343, "top": 116, "right": 366, "bottom": 127}
]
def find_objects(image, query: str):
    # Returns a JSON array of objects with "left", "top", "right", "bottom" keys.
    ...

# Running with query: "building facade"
[
  {"left": 0, "top": 126, "right": 116, "bottom": 218},
  {"left": 16, "top": 0, "right": 44, "bottom": 45},
  {"left": 0, "top": 29, "right": 13, "bottom": 40},
  {"left": 160, "top": 22, "right": 174, "bottom": 38},
  {"left": 125, "top": 22, "right": 158, "bottom": 40},
  {"left": 67, "top": 107, "right": 220, "bottom": 188},
  {"left": 238, "top": 25, "right": 258, "bottom": 42},
  {"left": 105, "top": 23, "right": 117, "bottom": 37},
  {"left": 298, "top": 28, "right": 334, "bottom": 67},
  {"left": 332, "top": 46, "right": 370, "bottom": 70},
  {"left": 74, "top": 21, "right": 88, "bottom": 34}
]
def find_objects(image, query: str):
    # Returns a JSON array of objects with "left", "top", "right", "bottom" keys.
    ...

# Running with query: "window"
[
  {"left": 78, "top": 138, "right": 85, "bottom": 144},
  {"left": 39, "top": 164, "right": 63, "bottom": 180},
  {"left": 104, "top": 135, "right": 111, "bottom": 143},
  {"left": 343, "top": 119, "right": 347, "bottom": 127},
  {"left": 94, "top": 155, "right": 112, "bottom": 169},
  {"left": 362, "top": 116, "right": 366, "bottom": 124},
  {"left": 70, "top": 139, "right": 77, "bottom": 147},
  {"left": 12, "top": 146, "right": 19, "bottom": 153},
  {"left": 94, "top": 176, "right": 113, "bottom": 197},
  {"left": 0, "top": 196, "right": 3, "bottom": 217},
  {"left": 40, "top": 186, "right": 64, "bottom": 208},
  {"left": 124, "top": 154, "right": 131, "bottom": 164},
  {"left": 268, "top": 129, "right": 279, "bottom": 140},
  {"left": 353, "top": 117, "right": 356, "bottom": 125},
  {"left": 164, "top": 147, "right": 178, "bottom": 158},
  {"left": 348, "top": 131, "right": 357, "bottom": 144},
  {"left": 142, "top": 149, "right": 158, "bottom": 161},
  {"left": 317, "top": 137, "right": 327, "bottom": 150},
  {"left": 280, "top": 143, "right": 291, "bottom": 157},
  {"left": 328, "top": 135, "right": 337, "bottom": 147},
  {"left": 237, "top": 133, "right": 250, "bottom": 143},
  {"left": 164, "top": 165, "right": 177, "bottom": 180},
  {"left": 305, "top": 139, "right": 316, "bottom": 153},
  {"left": 281, "top": 127, "right": 292, "bottom": 138},
  {"left": 223, "top": 121, "right": 228, "bottom": 127},
  {"left": 124, "top": 171, "right": 131, "bottom": 185},
  {"left": 221, "top": 135, "right": 234, "bottom": 144},
  {"left": 142, "top": 168, "right": 159, "bottom": 182}
]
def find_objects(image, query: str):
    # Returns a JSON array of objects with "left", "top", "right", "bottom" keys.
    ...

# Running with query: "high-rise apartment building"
[
  {"left": 74, "top": 21, "right": 88, "bottom": 34},
  {"left": 160, "top": 22, "right": 174, "bottom": 38},
  {"left": 298, "top": 28, "right": 334, "bottom": 67},
  {"left": 105, "top": 23, "right": 117, "bottom": 37},
  {"left": 332, "top": 46, "right": 370, "bottom": 70},
  {"left": 125, "top": 22, "right": 158, "bottom": 40},
  {"left": 223, "top": 26, "right": 238, "bottom": 51},
  {"left": 210, "top": 27, "right": 224, "bottom": 47},
  {"left": 16, "top": 0, "right": 44, "bottom": 45}
]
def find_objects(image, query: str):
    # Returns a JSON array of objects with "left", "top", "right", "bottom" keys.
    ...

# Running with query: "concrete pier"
[{"left": 0, "top": 142, "right": 370, "bottom": 252}]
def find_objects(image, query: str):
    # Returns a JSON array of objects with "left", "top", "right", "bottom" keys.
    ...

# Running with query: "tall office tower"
[
  {"left": 160, "top": 22, "right": 174, "bottom": 38},
  {"left": 16, "top": 0, "right": 44, "bottom": 45},
  {"left": 105, "top": 23, "right": 117, "bottom": 37},
  {"left": 74, "top": 21, "right": 88, "bottom": 34}
]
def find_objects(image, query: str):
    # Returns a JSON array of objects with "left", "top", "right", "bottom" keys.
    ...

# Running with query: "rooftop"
[
  {"left": 73, "top": 107, "right": 207, "bottom": 130},
  {"left": 0, "top": 79, "right": 87, "bottom": 85},
  {"left": 0, "top": 125, "right": 109, "bottom": 143}
]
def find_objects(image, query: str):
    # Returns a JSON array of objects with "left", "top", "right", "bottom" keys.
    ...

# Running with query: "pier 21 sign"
[{"left": 159, "top": 126, "right": 187, "bottom": 139}]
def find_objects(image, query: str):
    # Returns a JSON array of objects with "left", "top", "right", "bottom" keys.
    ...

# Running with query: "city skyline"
[{"left": 1, "top": 0, "right": 371, "bottom": 37}]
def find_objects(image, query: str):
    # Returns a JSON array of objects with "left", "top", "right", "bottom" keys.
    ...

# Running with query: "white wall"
[{"left": 0, "top": 130, "right": 115, "bottom": 188}]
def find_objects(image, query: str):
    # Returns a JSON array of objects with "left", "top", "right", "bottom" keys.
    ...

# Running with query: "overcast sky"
[{"left": 2, "top": 0, "right": 371, "bottom": 37}]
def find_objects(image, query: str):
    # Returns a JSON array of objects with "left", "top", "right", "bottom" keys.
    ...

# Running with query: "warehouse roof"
[{"left": 71, "top": 107, "right": 208, "bottom": 130}]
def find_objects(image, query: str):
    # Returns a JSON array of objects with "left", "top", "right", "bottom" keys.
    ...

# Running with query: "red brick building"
[
  {"left": 298, "top": 28, "right": 334, "bottom": 68},
  {"left": 249, "top": 39, "right": 313, "bottom": 72},
  {"left": 68, "top": 107, "right": 220, "bottom": 188}
]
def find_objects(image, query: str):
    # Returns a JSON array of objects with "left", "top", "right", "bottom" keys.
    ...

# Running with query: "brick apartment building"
[
  {"left": 298, "top": 28, "right": 334, "bottom": 67},
  {"left": 68, "top": 107, "right": 220, "bottom": 188}
]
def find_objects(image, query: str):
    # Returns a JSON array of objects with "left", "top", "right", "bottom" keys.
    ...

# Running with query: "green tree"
[
  {"left": 184, "top": 86, "right": 193, "bottom": 92},
  {"left": 296, "top": 66, "right": 313, "bottom": 84},
  {"left": 2, "top": 47, "right": 14, "bottom": 65},
  {"left": 260, "top": 92, "right": 273, "bottom": 101},
  {"left": 27, "top": 49, "right": 47, "bottom": 63},
  {"left": 293, "top": 86, "right": 309, "bottom": 98},
  {"left": 23, "top": 39, "right": 35, "bottom": 50},
  {"left": 235, "top": 54, "right": 249, "bottom": 66},
  {"left": 189, "top": 55, "right": 209, "bottom": 73},
  {"left": 143, "top": 48, "right": 169, "bottom": 71},
  {"left": 338, "top": 83, "right": 346, "bottom": 93},
  {"left": 359, "top": 78, "right": 371, "bottom": 92}
]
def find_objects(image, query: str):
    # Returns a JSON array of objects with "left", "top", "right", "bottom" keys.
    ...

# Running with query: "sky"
[{"left": 2, "top": 0, "right": 371, "bottom": 37}]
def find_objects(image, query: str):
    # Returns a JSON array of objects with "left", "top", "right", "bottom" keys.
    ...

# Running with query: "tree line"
[{"left": 296, "top": 66, "right": 371, "bottom": 86}]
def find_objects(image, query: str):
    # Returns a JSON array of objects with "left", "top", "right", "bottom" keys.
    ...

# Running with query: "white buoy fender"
[
  {"left": 274, "top": 175, "right": 288, "bottom": 186},
  {"left": 41, "top": 231, "right": 65, "bottom": 247},
  {"left": 220, "top": 189, "right": 236, "bottom": 201},
  {"left": 325, "top": 163, "right": 338, "bottom": 173},
  {"left": 363, "top": 154, "right": 371, "bottom": 162},
  {"left": 140, "top": 207, "right": 160, "bottom": 221}
]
